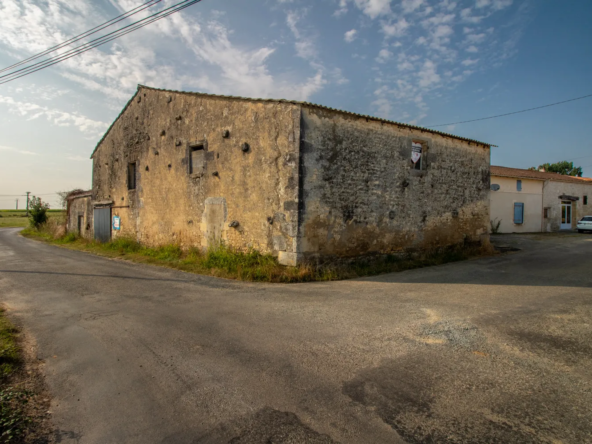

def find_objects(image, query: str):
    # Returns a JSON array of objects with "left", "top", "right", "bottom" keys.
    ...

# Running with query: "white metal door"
[{"left": 560, "top": 201, "right": 572, "bottom": 230}]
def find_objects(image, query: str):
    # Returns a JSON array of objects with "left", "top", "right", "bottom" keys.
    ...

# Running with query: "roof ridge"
[
  {"left": 135, "top": 85, "right": 493, "bottom": 147},
  {"left": 91, "top": 84, "right": 493, "bottom": 158}
]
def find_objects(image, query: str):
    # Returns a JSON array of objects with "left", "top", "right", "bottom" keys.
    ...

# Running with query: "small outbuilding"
[{"left": 69, "top": 85, "right": 493, "bottom": 265}]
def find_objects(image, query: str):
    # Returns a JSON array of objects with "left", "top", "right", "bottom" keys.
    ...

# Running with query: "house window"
[
  {"left": 585, "top": 195, "right": 588, "bottom": 205},
  {"left": 127, "top": 162, "right": 136, "bottom": 190},
  {"left": 77, "top": 215, "right": 84, "bottom": 234},
  {"left": 516, "top": 180, "right": 522, "bottom": 191},
  {"left": 189, "top": 144, "right": 205, "bottom": 175},
  {"left": 514, "top": 202, "right": 524, "bottom": 224},
  {"left": 543, "top": 207, "right": 549, "bottom": 218}
]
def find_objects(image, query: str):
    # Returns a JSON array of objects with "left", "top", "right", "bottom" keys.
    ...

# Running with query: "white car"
[{"left": 577, "top": 216, "right": 592, "bottom": 233}]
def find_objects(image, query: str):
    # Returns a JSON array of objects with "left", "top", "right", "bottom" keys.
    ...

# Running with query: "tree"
[
  {"left": 28, "top": 196, "right": 50, "bottom": 228},
  {"left": 529, "top": 161, "right": 583, "bottom": 177},
  {"left": 57, "top": 189, "right": 86, "bottom": 210}
]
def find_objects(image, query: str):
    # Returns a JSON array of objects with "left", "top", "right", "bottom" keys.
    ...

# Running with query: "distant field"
[{"left": 0, "top": 209, "right": 65, "bottom": 228}]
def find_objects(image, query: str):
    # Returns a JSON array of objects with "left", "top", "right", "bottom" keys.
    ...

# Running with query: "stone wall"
[
  {"left": 298, "top": 106, "right": 491, "bottom": 260},
  {"left": 91, "top": 87, "right": 301, "bottom": 259},
  {"left": 542, "top": 180, "right": 592, "bottom": 231},
  {"left": 67, "top": 194, "right": 93, "bottom": 240}
]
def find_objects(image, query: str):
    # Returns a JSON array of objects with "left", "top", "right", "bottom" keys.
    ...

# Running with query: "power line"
[
  {"left": 0, "top": 0, "right": 202, "bottom": 85},
  {"left": 426, "top": 93, "right": 592, "bottom": 128},
  {"left": 0, "top": 0, "right": 163, "bottom": 75}
]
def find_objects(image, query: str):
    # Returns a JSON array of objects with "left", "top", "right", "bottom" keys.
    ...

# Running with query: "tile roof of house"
[
  {"left": 91, "top": 85, "right": 494, "bottom": 158},
  {"left": 491, "top": 166, "right": 592, "bottom": 185}
]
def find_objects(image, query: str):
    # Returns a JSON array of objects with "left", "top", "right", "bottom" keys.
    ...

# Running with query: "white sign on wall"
[
  {"left": 411, "top": 142, "right": 422, "bottom": 164},
  {"left": 112, "top": 215, "right": 121, "bottom": 230}
]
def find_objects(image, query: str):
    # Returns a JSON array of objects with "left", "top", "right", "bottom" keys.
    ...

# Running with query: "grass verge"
[
  {"left": 21, "top": 225, "right": 493, "bottom": 283},
  {"left": 0, "top": 308, "right": 51, "bottom": 443}
]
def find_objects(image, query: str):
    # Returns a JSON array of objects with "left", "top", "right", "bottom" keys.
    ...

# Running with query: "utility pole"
[
  {"left": 15, "top": 199, "right": 18, "bottom": 210},
  {"left": 26, "top": 192, "right": 30, "bottom": 216}
]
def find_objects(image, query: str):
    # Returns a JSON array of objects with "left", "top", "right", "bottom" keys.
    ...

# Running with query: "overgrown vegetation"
[
  {"left": 0, "top": 309, "right": 34, "bottom": 443},
  {"left": 21, "top": 225, "right": 493, "bottom": 282},
  {"left": 490, "top": 218, "right": 502, "bottom": 234},
  {"left": 27, "top": 197, "right": 50, "bottom": 229}
]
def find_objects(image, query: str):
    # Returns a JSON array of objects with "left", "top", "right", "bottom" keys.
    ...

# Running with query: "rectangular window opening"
[
  {"left": 543, "top": 207, "right": 549, "bottom": 219},
  {"left": 77, "top": 215, "right": 84, "bottom": 233},
  {"left": 516, "top": 180, "right": 522, "bottom": 191},
  {"left": 514, "top": 202, "right": 524, "bottom": 224},
  {"left": 189, "top": 145, "right": 205, "bottom": 175},
  {"left": 584, "top": 195, "right": 588, "bottom": 205},
  {"left": 127, "top": 162, "right": 136, "bottom": 190},
  {"left": 411, "top": 141, "right": 425, "bottom": 171}
]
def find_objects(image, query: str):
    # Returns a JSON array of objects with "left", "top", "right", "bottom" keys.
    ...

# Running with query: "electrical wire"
[
  {"left": 0, "top": 0, "right": 163, "bottom": 75},
  {"left": 426, "top": 93, "right": 592, "bottom": 128},
  {"left": 0, "top": 0, "right": 200, "bottom": 84},
  {"left": 0, "top": 0, "right": 202, "bottom": 85}
]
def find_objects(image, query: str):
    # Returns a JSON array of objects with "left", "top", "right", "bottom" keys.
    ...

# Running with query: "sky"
[{"left": 0, "top": 0, "right": 591, "bottom": 208}]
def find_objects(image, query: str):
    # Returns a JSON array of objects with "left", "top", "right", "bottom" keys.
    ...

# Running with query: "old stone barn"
[{"left": 68, "top": 85, "right": 492, "bottom": 265}]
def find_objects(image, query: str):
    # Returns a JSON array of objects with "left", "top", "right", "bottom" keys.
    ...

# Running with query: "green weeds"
[
  {"left": 21, "top": 228, "right": 491, "bottom": 283},
  {"left": 0, "top": 309, "right": 34, "bottom": 443}
]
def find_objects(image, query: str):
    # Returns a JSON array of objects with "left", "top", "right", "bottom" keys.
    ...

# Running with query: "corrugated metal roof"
[
  {"left": 91, "top": 84, "right": 494, "bottom": 158},
  {"left": 491, "top": 166, "right": 592, "bottom": 185}
]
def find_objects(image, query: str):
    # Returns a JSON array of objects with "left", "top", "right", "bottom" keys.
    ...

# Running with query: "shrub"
[
  {"left": 27, "top": 197, "right": 49, "bottom": 229},
  {"left": 490, "top": 218, "right": 502, "bottom": 234}
]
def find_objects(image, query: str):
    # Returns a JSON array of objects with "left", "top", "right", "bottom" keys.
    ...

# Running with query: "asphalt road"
[{"left": 1, "top": 228, "right": 591, "bottom": 444}]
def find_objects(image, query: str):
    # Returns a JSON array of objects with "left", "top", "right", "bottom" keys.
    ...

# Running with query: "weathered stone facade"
[
  {"left": 299, "top": 107, "right": 491, "bottom": 262},
  {"left": 66, "top": 192, "right": 93, "bottom": 240},
  {"left": 77, "top": 85, "right": 492, "bottom": 265}
]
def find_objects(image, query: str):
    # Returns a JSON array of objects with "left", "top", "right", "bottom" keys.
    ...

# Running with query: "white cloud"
[
  {"left": 461, "top": 58, "right": 479, "bottom": 66},
  {"left": 465, "top": 32, "right": 487, "bottom": 43},
  {"left": 466, "top": 45, "right": 479, "bottom": 52},
  {"left": 347, "top": 0, "right": 392, "bottom": 19},
  {"left": 334, "top": 0, "right": 349, "bottom": 16},
  {"left": 344, "top": 29, "right": 358, "bottom": 42},
  {"left": 381, "top": 18, "right": 409, "bottom": 37},
  {"left": 67, "top": 155, "right": 88, "bottom": 161},
  {"left": 0, "top": 95, "right": 109, "bottom": 135},
  {"left": 460, "top": 7, "right": 485, "bottom": 23},
  {"left": 491, "top": 0, "right": 513, "bottom": 10},
  {"left": 376, "top": 48, "right": 392, "bottom": 63},
  {"left": 0, "top": 145, "right": 37, "bottom": 155},
  {"left": 401, "top": 0, "right": 425, "bottom": 13},
  {"left": 418, "top": 60, "right": 440, "bottom": 87}
]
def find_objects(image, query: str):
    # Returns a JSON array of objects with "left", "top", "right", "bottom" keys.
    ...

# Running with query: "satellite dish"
[{"left": 491, "top": 184, "right": 500, "bottom": 191}]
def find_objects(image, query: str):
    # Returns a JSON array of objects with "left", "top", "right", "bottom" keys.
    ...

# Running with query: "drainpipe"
[{"left": 541, "top": 180, "right": 548, "bottom": 233}]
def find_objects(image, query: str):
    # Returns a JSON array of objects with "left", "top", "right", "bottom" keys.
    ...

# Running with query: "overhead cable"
[
  {"left": 426, "top": 93, "right": 592, "bottom": 128},
  {"left": 0, "top": 0, "right": 202, "bottom": 85},
  {"left": 0, "top": 0, "right": 163, "bottom": 75}
]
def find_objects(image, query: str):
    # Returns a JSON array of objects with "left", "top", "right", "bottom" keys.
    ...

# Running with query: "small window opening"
[
  {"left": 128, "top": 162, "right": 137, "bottom": 190},
  {"left": 411, "top": 141, "right": 425, "bottom": 170},
  {"left": 543, "top": 207, "right": 549, "bottom": 218},
  {"left": 189, "top": 145, "right": 205, "bottom": 175},
  {"left": 584, "top": 195, "right": 588, "bottom": 205},
  {"left": 77, "top": 215, "right": 84, "bottom": 234},
  {"left": 516, "top": 180, "right": 522, "bottom": 191}
]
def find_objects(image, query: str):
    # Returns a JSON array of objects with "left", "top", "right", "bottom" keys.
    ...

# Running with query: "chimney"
[{"left": 538, "top": 167, "right": 545, "bottom": 172}]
